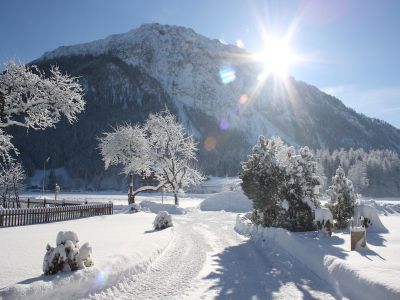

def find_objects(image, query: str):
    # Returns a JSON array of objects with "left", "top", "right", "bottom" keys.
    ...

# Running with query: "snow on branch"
[{"left": 0, "top": 61, "right": 85, "bottom": 130}]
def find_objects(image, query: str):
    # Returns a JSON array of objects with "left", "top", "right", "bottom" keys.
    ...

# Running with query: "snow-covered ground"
[
  {"left": 0, "top": 212, "right": 172, "bottom": 299},
  {"left": 1, "top": 193, "right": 400, "bottom": 299},
  {"left": 236, "top": 210, "right": 400, "bottom": 300},
  {"left": 21, "top": 191, "right": 207, "bottom": 208}
]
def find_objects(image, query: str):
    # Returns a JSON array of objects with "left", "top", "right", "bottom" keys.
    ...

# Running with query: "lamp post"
[{"left": 42, "top": 157, "right": 50, "bottom": 199}]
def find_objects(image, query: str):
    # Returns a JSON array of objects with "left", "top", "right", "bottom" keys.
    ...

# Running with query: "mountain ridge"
[{"left": 10, "top": 22, "right": 399, "bottom": 189}]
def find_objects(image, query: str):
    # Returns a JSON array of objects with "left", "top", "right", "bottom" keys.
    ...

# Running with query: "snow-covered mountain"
[{"left": 11, "top": 23, "right": 400, "bottom": 188}]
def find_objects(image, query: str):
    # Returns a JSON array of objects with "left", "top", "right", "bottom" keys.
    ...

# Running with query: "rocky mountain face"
[{"left": 10, "top": 23, "right": 400, "bottom": 189}]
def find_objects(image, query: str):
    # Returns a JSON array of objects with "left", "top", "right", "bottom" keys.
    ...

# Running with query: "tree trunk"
[
  {"left": 128, "top": 185, "right": 135, "bottom": 204},
  {"left": 128, "top": 174, "right": 135, "bottom": 205},
  {"left": 174, "top": 193, "right": 179, "bottom": 206}
]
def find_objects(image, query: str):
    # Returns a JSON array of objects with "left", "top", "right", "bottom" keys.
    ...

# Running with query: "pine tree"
[
  {"left": 328, "top": 166, "right": 356, "bottom": 229},
  {"left": 240, "top": 136, "right": 287, "bottom": 227},
  {"left": 283, "top": 146, "right": 321, "bottom": 231},
  {"left": 240, "top": 137, "right": 321, "bottom": 231}
]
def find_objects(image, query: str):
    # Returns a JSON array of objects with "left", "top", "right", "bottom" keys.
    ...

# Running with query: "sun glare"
[{"left": 257, "top": 38, "right": 298, "bottom": 78}]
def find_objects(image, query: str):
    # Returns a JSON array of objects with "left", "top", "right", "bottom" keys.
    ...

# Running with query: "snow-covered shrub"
[
  {"left": 43, "top": 231, "right": 93, "bottom": 275},
  {"left": 328, "top": 166, "right": 356, "bottom": 229},
  {"left": 353, "top": 204, "right": 388, "bottom": 233},
  {"left": 129, "top": 203, "right": 141, "bottom": 213},
  {"left": 240, "top": 136, "right": 320, "bottom": 231},
  {"left": 314, "top": 208, "right": 334, "bottom": 236},
  {"left": 153, "top": 211, "right": 173, "bottom": 230}
]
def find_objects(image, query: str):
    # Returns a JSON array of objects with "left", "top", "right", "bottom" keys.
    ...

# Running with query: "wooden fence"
[
  {"left": 2, "top": 198, "right": 85, "bottom": 208},
  {"left": 0, "top": 203, "right": 113, "bottom": 228}
]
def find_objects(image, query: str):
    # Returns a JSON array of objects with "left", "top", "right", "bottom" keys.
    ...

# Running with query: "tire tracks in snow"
[{"left": 83, "top": 216, "right": 208, "bottom": 300}]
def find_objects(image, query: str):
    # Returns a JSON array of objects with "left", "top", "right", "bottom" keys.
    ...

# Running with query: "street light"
[{"left": 42, "top": 156, "right": 50, "bottom": 198}]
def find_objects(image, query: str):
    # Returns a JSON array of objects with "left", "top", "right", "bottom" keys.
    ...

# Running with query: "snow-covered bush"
[
  {"left": 240, "top": 136, "right": 320, "bottom": 231},
  {"left": 153, "top": 211, "right": 173, "bottom": 230},
  {"left": 129, "top": 203, "right": 141, "bottom": 213},
  {"left": 314, "top": 208, "right": 334, "bottom": 236},
  {"left": 43, "top": 231, "right": 93, "bottom": 275},
  {"left": 353, "top": 204, "right": 388, "bottom": 233},
  {"left": 328, "top": 166, "right": 356, "bottom": 229}
]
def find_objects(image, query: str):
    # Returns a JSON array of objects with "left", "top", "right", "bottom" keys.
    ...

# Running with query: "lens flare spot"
[
  {"left": 239, "top": 94, "right": 249, "bottom": 105},
  {"left": 204, "top": 136, "right": 217, "bottom": 151},
  {"left": 94, "top": 270, "right": 109, "bottom": 288},
  {"left": 219, "top": 66, "right": 236, "bottom": 84},
  {"left": 219, "top": 119, "right": 230, "bottom": 130}
]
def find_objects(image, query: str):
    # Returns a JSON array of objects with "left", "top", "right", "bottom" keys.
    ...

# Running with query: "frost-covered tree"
[
  {"left": 99, "top": 110, "right": 204, "bottom": 205},
  {"left": 240, "top": 136, "right": 321, "bottom": 231},
  {"left": 348, "top": 160, "right": 369, "bottom": 193},
  {"left": 240, "top": 136, "right": 287, "bottom": 227},
  {"left": 0, "top": 160, "right": 25, "bottom": 208},
  {"left": 283, "top": 146, "right": 321, "bottom": 231},
  {"left": 0, "top": 60, "right": 85, "bottom": 163},
  {"left": 328, "top": 166, "right": 357, "bottom": 229}
]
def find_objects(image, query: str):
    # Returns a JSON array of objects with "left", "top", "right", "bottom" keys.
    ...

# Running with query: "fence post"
[{"left": 27, "top": 198, "right": 30, "bottom": 208}]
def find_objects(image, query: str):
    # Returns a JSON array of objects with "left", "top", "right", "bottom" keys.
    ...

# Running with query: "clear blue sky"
[{"left": 1, "top": 0, "right": 399, "bottom": 127}]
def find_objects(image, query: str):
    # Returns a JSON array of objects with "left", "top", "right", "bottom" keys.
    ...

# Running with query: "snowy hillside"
[{"left": 10, "top": 23, "right": 400, "bottom": 187}]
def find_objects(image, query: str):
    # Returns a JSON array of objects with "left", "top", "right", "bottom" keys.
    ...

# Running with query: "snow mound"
[
  {"left": 199, "top": 191, "right": 252, "bottom": 213},
  {"left": 43, "top": 231, "right": 93, "bottom": 275},
  {"left": 361, "top": 199, "right": 400, "bottom": 215},
  {"left": 140, "top": 200, "right": 186, "bottom": 215},
  {"left": 354, "top": 204, "right": 388, "bottom": 233},
  {"left": 129, "top": 203, "right": 141, "bottom": 213},
  {"left": 153, "top": 211, "right": 173, "bottom": 230},
  {"left": 314, "top": 208, "right": 333, "bottom": 223}
]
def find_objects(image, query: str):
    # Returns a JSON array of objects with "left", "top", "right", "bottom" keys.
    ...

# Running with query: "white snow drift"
[
  {"left": 354, "top": 204, "right": 388, "bottom": 232},
  {"left": 140, "top": 200, "right": 186, "bottom": 214},
  {"left": 199, "top": 190, "right": 252, "bottom": 213}
]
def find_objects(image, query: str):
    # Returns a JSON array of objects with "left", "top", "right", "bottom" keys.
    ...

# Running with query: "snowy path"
[{"left": 84, "top": 211, "right": 337, "bottom": 300}]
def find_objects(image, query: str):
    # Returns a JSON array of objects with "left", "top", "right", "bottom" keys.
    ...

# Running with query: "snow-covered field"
[{"left": 1, "top": 193, "right": 400, "bottom": 299}]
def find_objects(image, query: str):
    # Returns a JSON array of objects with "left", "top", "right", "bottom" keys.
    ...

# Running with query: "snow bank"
[
  {"left": 140, "top": 200, "right": 186, "bottom": 215},
  {"left": 354, "top": 204, "right": 388, "bottom": 233},
  {"left": 199, "top": 190, "right": 252, "bottom": 213},
  {"left": 129, "top": 203, "right": 141, "bottom": 213},
  {"left": 235, "top": 214, "right": 400, "bottom": 300},
  {"left": 0, "top": 212, "right": 173, "bottom": 299},
  {"left": 361, "top": 199, "right": 400, "bottom": 215},
  {"left": 314, "top": 208, "right": 333, "bottom": 223}
]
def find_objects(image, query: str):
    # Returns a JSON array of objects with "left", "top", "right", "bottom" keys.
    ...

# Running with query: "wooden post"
[{"left": 351, "top": 227, "right": 367, "bottom": 250}]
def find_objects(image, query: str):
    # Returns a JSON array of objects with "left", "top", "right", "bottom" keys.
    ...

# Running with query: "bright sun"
[{"left": 256, "top": 38, "right": 299, "bottom": 78}]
